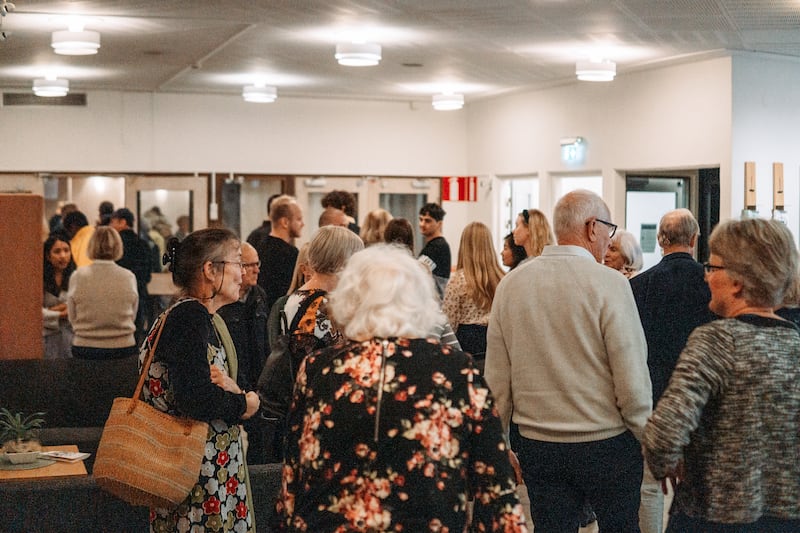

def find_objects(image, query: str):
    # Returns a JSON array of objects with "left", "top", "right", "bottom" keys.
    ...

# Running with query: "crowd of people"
[{"left": 39, "top": 188, "right": 800, "bottom": 533}]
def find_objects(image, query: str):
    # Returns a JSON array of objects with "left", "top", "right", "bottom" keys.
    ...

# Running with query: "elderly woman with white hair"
[
  {"left": 604, "top": 229, "right": 643, "bottom": 278},
  {"left": 275, "top": 244, "right": 528, "bottom": 532},
  {"left": 644, "top": 218, "right": 800, "bottom": 532}
]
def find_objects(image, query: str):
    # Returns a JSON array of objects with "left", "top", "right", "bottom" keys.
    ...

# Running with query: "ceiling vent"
[{"left": 2, "top": 92, "right": 87, "bottom": 106}]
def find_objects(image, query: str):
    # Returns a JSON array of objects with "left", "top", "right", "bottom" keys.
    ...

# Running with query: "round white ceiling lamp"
[
  {"left": 242, "top": 83, "right": 277, "bottom": 103},
  {"left": 335, "top": 42, "right": 381, "bottom": 66},
  {"left": 432, "top": 93, "right": 464, "bottom": 111},
  {"left": 33, "top": 77, "right": 69, "bottom": 97},
  {"left": 575, "top": 59, "right": 616, "bottom": 82},
  {"left": 52, "top": 23, "right": 100, "bottom": 55}
]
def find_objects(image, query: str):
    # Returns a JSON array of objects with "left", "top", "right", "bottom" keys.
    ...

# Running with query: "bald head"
[
  {"left": 553, "top": 190, "right": 613, "bottom": 263},
  {"left": 240, "top": 242, "right": 260, "bottom": 293},
  {"left": 658, "top": 208, "right": 699, "bottom": 254},
  {"left": 318, "top": 207, "right": 348, "bottom": 228}
]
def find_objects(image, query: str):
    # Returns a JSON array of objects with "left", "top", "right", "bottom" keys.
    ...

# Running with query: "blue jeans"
[
  {"left": 667, "top": 512, "right": 800, "bottom": 533},
  {"left": 516, "top": 430, "right": 643, "bottom": 533}
]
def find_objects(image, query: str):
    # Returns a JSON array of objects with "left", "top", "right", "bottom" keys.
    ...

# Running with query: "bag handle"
[{"left": 129, "top": 310, "right": 170, "bottom": 413}]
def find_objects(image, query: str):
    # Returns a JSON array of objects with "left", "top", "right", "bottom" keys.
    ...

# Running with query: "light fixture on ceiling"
[
  {"left": 1, "top": 1, "right": 15, "bottom": 16},
  {"left": 335, "top": 42, "right": 381, "bottom": 66},
  {"left": 575, "top": 59, "right": 616, "bottom": 82},
  {"left": 242, "top": 83, "right": 277, "bottom": 103},
  {"left": 52, "top": 23, "right": 100, "bottom": 55},
  {"left": 33, "top": 76, "right": 69, "bottom": 97},
  {"left": 432, "top": 93, "right": 464, "bottom": 111}
]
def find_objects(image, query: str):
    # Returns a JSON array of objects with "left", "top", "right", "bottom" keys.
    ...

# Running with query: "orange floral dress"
[{"left": 275, "top": 338, "right": 528, "bottom": 532}]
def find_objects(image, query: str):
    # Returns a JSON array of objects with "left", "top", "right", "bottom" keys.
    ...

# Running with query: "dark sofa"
[
  {"left": 0, "top": 356, "right": 139, "bottom": 472},
  {"left": 0, "top": 463, "right": 283, "bottom": 532}
]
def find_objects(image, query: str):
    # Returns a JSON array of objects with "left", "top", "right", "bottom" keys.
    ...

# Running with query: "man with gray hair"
[
  {"left": 630, "top": 208, "right": 714, "bottom": 533},
  {"left": 486, "top": 189, "right": 651, "bottom": 532}
]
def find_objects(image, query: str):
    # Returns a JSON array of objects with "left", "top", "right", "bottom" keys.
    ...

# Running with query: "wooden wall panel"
[{"left": 0, "top": 194, "right": 43, "bottom": 359}]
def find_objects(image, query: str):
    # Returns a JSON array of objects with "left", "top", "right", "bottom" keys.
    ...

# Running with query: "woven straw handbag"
[{"left": 93, "top": 312, "right": 209, "bottom": 508}]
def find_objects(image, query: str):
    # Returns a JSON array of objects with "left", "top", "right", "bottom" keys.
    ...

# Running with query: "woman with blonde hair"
[
  {"left": 442, "top": 222, "right": 505, "bottom": 372},
  {"left": 259, "top": 226, "right": 364, "bottom": 460},
  {"left": 512, "top": 208, "right": 554, "bottom": 260},
  {"left": 360, "top": 208, "right": 393, "bottom": 246},
  {"left": 67, "top": 226, "right": 138, "bottom": 359}
]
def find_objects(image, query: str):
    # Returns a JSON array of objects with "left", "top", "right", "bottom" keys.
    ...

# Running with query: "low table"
[{"left": 0, "top": 445, "right": 88, "bottom": 481}]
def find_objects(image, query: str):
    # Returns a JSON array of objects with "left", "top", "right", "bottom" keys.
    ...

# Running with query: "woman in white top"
[{"left": 67, "top": 226, "right": 139, "bottom": 359}]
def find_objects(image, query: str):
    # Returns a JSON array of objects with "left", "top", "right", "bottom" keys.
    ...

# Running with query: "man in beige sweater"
[{"left": 485, "top": 189, "right": 652, "bottom": 532}]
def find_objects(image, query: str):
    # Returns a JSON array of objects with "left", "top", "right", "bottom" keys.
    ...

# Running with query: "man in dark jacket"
[
  {"left": 630, "top": 208, "right": 714, "bottom": 533},
  {"left": 110, "top": 208, "right": 153, "bottom": 344},
  {"left": 218, "top": 242, "right": 270, "bottom": 463}
]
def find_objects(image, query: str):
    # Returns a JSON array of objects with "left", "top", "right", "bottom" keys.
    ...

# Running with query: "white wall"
[
  {"left": 731, "top": 53, "right": 800, "bottom": 238},
  {"left": 466, "top": 57, "right": 733, "bottom": 228},
  {"left": 0, "top": 92, "right": 468, "bottom": 176}
]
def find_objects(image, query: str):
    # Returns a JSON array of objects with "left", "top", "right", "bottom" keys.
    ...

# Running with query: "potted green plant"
[{"left": 0, "top": 408, "right": 46, "bottom": 454}]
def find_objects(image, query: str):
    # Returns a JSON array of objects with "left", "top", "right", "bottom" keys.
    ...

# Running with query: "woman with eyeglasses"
[
  {"left": 512, "top": 208, "right": 554, "bottom": 261},
  {"left": 141, "top": 228, "right": 261, "bottom": 533},
  {"left": 604, "top": 229, "right": 644, "bottom": 278},
  {"left": 644, "top": 218, "right": 800, "bottom": 532}
]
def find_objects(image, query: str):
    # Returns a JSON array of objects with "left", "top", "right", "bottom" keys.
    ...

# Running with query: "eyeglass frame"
[
  {"left": 241, "top": 261, "right": 261, "bottom": 270},
  {"left": 702, "top": 262, "right": 726, "bottom": 274},
  {"left": 211, "top": 260, "right": 245, "bottom": 269},
  {"left": 521, "top": 209, "right": 530, "bottom": 224},
  {"left": 585, "top": 217, "right": 617, "bottom": 238}
]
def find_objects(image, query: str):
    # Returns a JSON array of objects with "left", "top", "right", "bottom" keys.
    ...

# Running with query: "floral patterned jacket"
[{"left": 276, "top": 337, "right": 528, "bottom": 532}]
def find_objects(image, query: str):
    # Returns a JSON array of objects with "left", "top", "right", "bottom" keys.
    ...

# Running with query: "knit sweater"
[
  {"left": 67, "top": 260, "right": 138, "bottom": 348},
  {"left": 485, "top": 245, "right": 652, "bottom": 443},
  {"left": 644, "top": 315, "right": 800, "bottom": 523}
]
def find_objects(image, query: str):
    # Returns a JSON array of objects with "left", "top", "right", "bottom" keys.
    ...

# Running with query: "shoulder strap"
[
  {"left": 133, "top": 308, "right": 170, "bottom": 406},
  {"left": 212, "top": 313, "right": 238, "bottom": 382},
  {"left": 288, "top": 291, "right": 326, "bottom": 333}
]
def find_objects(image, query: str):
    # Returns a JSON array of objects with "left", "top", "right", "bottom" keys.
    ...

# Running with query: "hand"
[
  {"left": 241, "top": 391, "right": 260, "bottom": 420},
  {"left": 660, "top": 460, "right": 684, "bottom": 495},
  {"left": 210, "top": 365, "right": 241, "bottom": 394}
]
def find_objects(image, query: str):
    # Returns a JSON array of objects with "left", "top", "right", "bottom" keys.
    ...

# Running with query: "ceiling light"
[
  {"left": 432, "top": 93, "right": 464, "bottom": 111},
  {"left": 242, "top": 84, "right": 277, "bottom": 103},
  {"left": 52, "top": 24, "right": 100, "bottom": 55},
  {"left": 576, "top": 59, "right": 616, "bottom": 82},
  {"left": 1, "top": 1, "right": 15, "bottom": 16},
  {"left": 335, "top": 42, "right": 381, "bottom": 66},
  {"left": 33, "top": 77, "right": 69, "bottom": 97}
]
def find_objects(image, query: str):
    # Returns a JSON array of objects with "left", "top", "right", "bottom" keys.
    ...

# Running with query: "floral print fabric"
[
  {"left": 276, "top": 337, "right": 527, "bottom": 532},
  {"left": 141, "top": 300, "right": 253, "bottom": 533}
]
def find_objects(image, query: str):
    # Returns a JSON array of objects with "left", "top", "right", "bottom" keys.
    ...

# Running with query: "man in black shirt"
[
  {"left": 255, "top": 195, "right": 305, "bottom": 314},
  {"left": 418, "top": 202, "right": 451, "bottom": 299}
]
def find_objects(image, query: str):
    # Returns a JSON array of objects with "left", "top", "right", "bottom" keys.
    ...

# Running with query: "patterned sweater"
[{"left": 644, "top": 315, "right": 800, "bottom": 523}]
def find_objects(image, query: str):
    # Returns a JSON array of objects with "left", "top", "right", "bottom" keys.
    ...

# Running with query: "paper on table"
[{"left": 39, "top": 450, "right": 91, "bottom": 463}]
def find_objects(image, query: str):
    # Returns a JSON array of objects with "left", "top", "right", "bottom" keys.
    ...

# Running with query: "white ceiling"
[{"left": 1, "top": 0, "right": 800, "bottom": 103}]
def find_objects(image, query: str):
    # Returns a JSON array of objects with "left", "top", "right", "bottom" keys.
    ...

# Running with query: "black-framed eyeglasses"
[
  {"left": 521, "top": 209, "right": 530, "bottom": 224},
  {"left": 586, "top": 218, "right": 617, "bottom": 238},
  {"left": 212, "top": 260, "right": 244, "bottom": 269},
  {"left": 703, "top": 262, "right": 726, "bottom": 274},
  {"left": 242, "top": 261, "right": 261, "bottom": 270}
]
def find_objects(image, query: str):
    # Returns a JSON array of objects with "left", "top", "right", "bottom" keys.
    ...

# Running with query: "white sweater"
[
  {"left": 67, "top": 260, "right": 138, "bottom": 348},
  {"left": 485, "top": 245, "right": 652, "bottom": 443}
]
